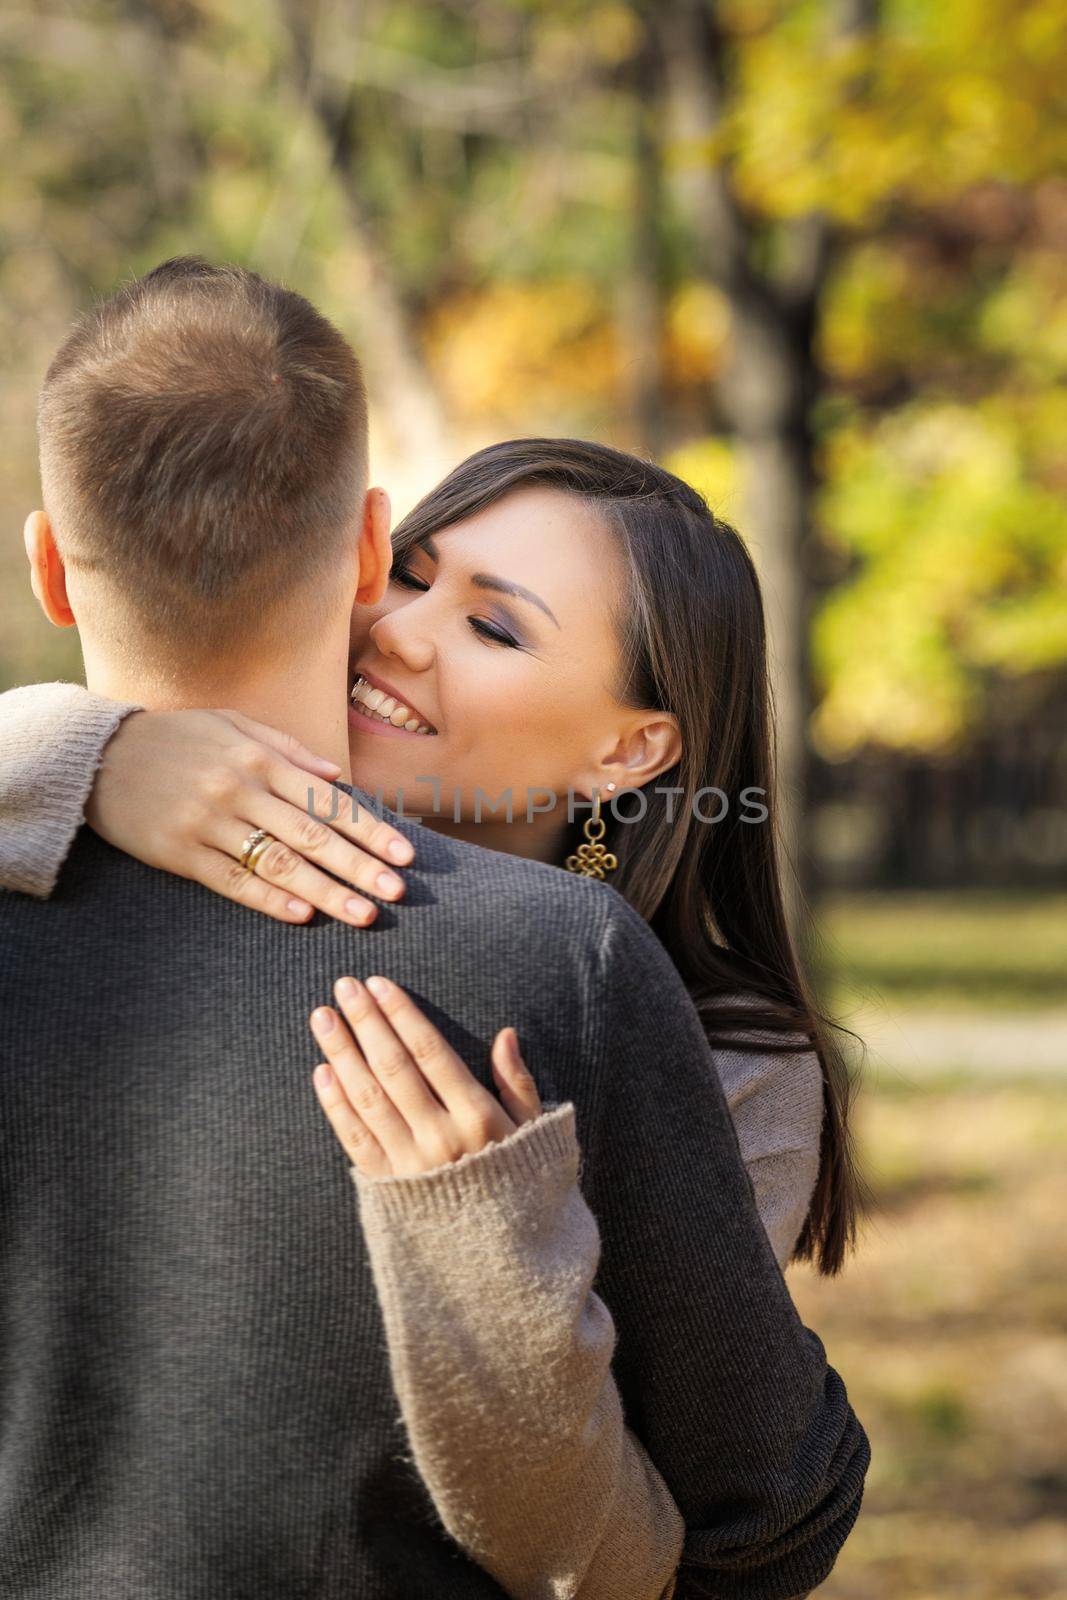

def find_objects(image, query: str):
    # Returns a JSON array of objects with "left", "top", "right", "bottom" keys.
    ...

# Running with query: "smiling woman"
[
  {"left": 342, "top": 481, "right": 646, "bottom": 854},
  {"left": 342, "top": 436, "right": 862, "bottom": 1276}
]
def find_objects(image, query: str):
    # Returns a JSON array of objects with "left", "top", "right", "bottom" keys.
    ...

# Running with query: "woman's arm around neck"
[{"left": 0, "top": 681, "right": 143, "bottom": 897}]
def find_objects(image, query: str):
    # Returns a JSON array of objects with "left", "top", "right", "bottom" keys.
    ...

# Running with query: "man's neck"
[
  {"left": 423, "top": 814, "right": 569, "bottom": 867},
  {"left": 83, "top": 638, "right": 354, "bottom": 783}
]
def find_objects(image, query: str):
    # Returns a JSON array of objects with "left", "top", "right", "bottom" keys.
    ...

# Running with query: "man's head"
[{"left": 26, "top": 256, "right": 387, "bottom": 684}]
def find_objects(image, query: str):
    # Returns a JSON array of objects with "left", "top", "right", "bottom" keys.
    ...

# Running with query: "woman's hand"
[
  {"left": 85, "top": 707, "right": 414, "bottom": 926},
  {"left": 309, "top": 976, "right": 542, "bottom": 1178}
]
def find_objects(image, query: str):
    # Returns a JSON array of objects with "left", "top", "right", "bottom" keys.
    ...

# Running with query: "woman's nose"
[{"left": 368, "top": 609, "right": 435, "bottom": 674}]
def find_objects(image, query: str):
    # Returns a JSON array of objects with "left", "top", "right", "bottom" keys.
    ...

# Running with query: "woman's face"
[{"left": 345, "top": 485, "right": 651, "bottom": 851}]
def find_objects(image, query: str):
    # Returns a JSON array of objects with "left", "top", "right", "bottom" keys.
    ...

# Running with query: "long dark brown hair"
[{"left": 390, "top": 437, "right": 864, "bottom": 1275}]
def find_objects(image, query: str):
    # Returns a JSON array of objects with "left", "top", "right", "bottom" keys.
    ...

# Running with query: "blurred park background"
[{"left": 2, "top": 1, "right": 1065, "bottom": 1593}]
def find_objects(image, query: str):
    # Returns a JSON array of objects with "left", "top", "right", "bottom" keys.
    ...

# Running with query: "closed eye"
[
  {"left": 390, "top": 565, "right": 520, "bottom": 649},
  {"left": 390, "top": 565, "right": 429, "bottom": 593},
  {"left": 468, "top": 619, "right": 518, "bottom": 647}
]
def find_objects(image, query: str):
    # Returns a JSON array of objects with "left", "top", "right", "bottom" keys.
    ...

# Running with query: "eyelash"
[{"left": 389, "top": 566, "right": 520, "bottom": 649}]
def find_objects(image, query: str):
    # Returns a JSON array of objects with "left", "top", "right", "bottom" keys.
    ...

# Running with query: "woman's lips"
[{"left": 347, "top": 699, "right": 438, "bottom": 740}]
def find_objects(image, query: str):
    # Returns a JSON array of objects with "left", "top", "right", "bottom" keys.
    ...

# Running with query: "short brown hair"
[{"left": 38, "top": 256, "right": 368, "bottom": 654}]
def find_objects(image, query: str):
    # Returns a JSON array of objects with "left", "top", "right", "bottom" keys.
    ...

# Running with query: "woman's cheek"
[{"left": 348, "top": 611, "right": 372, "bottom": 653}]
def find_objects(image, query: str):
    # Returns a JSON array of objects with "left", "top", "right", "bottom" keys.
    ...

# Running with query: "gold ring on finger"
[
  {"left": 238, "top": 827, "right": 268, "bottom": 868},
  {"left": 245, "top": 834, "right": 276, "bottom": 876}
]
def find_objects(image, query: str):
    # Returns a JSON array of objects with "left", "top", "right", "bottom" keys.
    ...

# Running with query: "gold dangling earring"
[{"left": 565, "top": 784, "right": 618, "bottom": 879}]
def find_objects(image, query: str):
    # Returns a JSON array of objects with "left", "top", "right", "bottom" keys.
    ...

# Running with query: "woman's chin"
[{"left": 346, "top": 732, "right": 444, "bottom": 819}]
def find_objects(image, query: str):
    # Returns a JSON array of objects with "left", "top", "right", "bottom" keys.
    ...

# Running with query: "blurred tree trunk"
[
  {"left": 284, "top": 0, "right": 453, "bottom": 482},
  {"left": 319, "top": 104, "right": 454, "bottom": 479},
  {"left": 622, "top": 17, "right": 668, "bottom": 458},
  {"left": 657, "top": 0, "right": 878, "bottom": 971},
  {"left": 128, "top": 2, "right": 204, "bottom": 222}
]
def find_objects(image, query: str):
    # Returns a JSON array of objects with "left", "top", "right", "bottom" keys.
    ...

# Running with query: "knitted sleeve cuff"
[{"left": 348, "top": 1099, "right": 579, "bottom": 1222}]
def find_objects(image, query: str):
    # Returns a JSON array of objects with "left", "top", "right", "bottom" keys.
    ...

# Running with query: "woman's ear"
[
  {"left": 354, "top": 486, "right": 393, "bottom": 608},
  {"left": 23, "top": 510, "right": 76, "bottom": 628},
  {"left": 600, "top": 714, "right": 683, "bottom": 794}
]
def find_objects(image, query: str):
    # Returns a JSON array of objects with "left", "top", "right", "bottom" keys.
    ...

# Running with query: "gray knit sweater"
[
  {"left": 0, "top": 683, "right": 824, "bottom": 1270},
  {"left": 0, "top": 683, "right": 863, "bottom": 1598}
]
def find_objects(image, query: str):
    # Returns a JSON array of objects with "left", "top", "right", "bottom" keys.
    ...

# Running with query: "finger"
[
  {"left": 362, "top": 976, "right": 512, "bottom": 1133},
  {"left": 490, "top": 1029, "right": 543, "bottom": 1125},
  {"left": 193, "top": 846, "right": 316, "bottom": 922},
  {"left": 332, "top": 978, "right": 450, "bottom": 1129},
  {"left": 309, "top": 1003, "right": 416, "bottom": 1169},
  {"left": 211, "top": 819, "right": 380, "bottom": 928},
  {"left": 312, "top": 1061, "right": 391, "bottom": 1177},
  {"left": 270, "top": 763, "right": 414, "bottom": 867},
  {"left": 233, "top": 789, "right": 409, "bottom": 907},
  {"left": 219, "top": 708, "right": 342, "bottom": 778}
]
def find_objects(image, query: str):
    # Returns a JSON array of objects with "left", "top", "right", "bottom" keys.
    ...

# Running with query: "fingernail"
[
  {"left": 312, "top": 1007, "right": 334, "bottom": 1031},
  {"left": 288, "top": 898, "right": 312, "bottom": 917},
  {"left": 315, "top": 758, "right": 342, "bottom": 776},
  {"left": 388, "top": 838, "right": 413, "bottom": 863},
  {"left": 377, "top": 872, "right": 403, "bottom": 897},
  {"left": 336, "top": 977, "right": 358, "bottom": 999},
  {"left": 315, "top": 1064, "right": 332, "bottom": 1089},
  {"left": 345, "top": 897, "right": 371, "bottom": 920},
  {"left": 365, "top": 976, "right": 388, "bottom": 998}
]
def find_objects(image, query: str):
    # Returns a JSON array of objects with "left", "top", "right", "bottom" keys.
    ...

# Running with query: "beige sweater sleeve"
[
  {"left": 349, "top": 1037, "right": 825, "bottom": 1598},
  {"left": 352, "top": 1100, "right": 685, "bottom": 1600},
  {"left": 714, "top": 1040, "right": 825, "bottom": 1269},
  {"left": 0, "top": 681, "right": 143, "bottom": 897}
]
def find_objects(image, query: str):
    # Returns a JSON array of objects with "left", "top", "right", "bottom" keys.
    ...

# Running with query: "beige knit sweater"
[{"left": 0, "top": 681, "right": 824, "bottom": 1599}]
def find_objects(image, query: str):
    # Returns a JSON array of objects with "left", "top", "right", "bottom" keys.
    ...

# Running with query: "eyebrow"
[{"left": 418, "top": 535, "right": 561, "bottom": 629}]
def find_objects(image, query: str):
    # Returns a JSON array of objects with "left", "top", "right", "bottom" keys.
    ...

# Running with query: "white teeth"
[{"left": 350, "top": 675, "right": 434, "bottom": 735}]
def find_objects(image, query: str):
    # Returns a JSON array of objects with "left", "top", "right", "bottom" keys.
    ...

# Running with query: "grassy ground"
[
  {"left": 789, "top": 892, "right": 1067, "bottom": 1598},
  {"left": 817, "top": 889, "right": 1067, "bottom": 1011}
]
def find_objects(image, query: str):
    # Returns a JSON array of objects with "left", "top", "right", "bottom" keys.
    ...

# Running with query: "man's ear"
[
  {"left": 353, "top": 486, "right": 393, "bottom": 609},
  {"left": 23, "top": 510, "right": 76, "bottom": 628}
]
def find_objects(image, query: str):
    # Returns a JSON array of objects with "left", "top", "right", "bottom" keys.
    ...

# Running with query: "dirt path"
[{"left": 846, "top": 1005, "right": 1067, "bottom": 1081}]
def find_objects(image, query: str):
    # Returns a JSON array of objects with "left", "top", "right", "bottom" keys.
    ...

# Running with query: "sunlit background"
[{"left": 2, "top": 3, "right": 1066, "bottom": 1594}]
